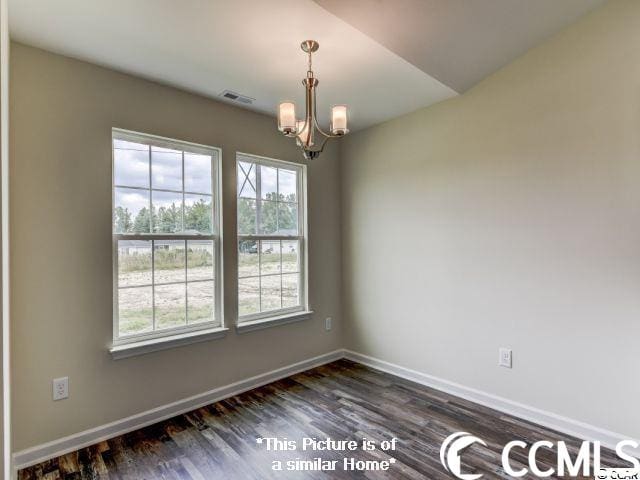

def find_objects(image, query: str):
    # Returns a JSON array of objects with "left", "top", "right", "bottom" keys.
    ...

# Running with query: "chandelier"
[{"left": 277, "top": 40, "right": 349, "bottom": 160}]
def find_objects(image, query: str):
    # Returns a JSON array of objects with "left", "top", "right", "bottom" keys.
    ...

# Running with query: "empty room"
[{"left": 0, "top": 0, "right": 638, "bottom": 478}]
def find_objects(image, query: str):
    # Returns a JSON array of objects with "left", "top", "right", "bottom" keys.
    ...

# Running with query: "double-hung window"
[
  {"left": 112, "top": 129, "right": 223, "bottom": 349},
  {"left": 236, "top": 153, "right": 308, "bottom": 325}
]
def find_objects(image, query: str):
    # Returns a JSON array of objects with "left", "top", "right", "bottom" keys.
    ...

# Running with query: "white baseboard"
[
  {"left": 13, "top": 349, "right": 344, "bottom": 471},
  {"left": 344, "top": 350, "right": 639, "bottom": 457},
  {"left": 14, "top": 348, "right": 638, "bottom": 472}
]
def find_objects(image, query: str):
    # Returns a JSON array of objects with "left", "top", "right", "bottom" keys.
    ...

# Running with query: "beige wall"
[
  {"left": 9, "top": 43, "right": 342, "bottom": 451},
  {"left": 340, "top": 0, "right": 640, "bottom": 438}
]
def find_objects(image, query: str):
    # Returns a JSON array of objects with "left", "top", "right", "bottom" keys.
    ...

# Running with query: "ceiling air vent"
[{"left": 220, "top": 90, "right": 255, "bottom": 105}]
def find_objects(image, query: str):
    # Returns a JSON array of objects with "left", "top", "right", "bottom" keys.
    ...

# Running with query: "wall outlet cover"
[
  {"left": 499, "top": 348, "right": 512, "bottom": 368},
  {"left": 53, "top": 377, "right": 69, "bottom": 401},
  {"left": 325, "top": 317, "right": 332, "bottom": 331}
]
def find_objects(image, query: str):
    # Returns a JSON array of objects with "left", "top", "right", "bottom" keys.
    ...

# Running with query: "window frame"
[
  {"left": 111, "top": 128, "right": 224, "bottom": 348},
  {"left": 236, "top": 152, "right": 309, "bottom": 326}
]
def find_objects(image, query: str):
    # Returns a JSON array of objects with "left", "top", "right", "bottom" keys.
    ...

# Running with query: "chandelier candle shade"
[{"left": 278, "top": 40, "right": 349, "bottom": 160}]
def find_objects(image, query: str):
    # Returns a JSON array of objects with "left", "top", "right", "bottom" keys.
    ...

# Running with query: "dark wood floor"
[{"left": 19, "top": 359, "right": 623, "bottom": 479}]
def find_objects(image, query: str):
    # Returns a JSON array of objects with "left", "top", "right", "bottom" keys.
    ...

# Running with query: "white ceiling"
[
  {"left": 8, "top": 0, "right": 456, "bottom": 131},
  {"left": 8, "top": 0, "right": 607, "bottom": 130},
  {"left": 315, "top": 0, "right": 608, "bottom": 93}
]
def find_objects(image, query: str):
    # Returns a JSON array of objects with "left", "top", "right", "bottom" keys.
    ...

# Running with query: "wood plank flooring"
[{"left": 18, "top": 359, "right": 624, "bottom": 479}]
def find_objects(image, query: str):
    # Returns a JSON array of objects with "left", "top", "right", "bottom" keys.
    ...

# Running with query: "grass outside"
[
  {"left": 118, "top": 274, "right": 215, "bottom": 336},
  {"left": 119, "top": 248, "right": 212, "bottom": 273},
  {"left": 238, "top": 273, "right": 299, "bottom": 317},
  {"left": 238, "top": 252, "right": 298, "bottom": 277},
  {"left": 119, "top": 304, "right": 215, "bottom": 337},
  {"left": 118, "top": 247, "right": 300, "bottom": 335}
]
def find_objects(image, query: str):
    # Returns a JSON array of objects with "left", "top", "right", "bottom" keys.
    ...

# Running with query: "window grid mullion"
[
  {"left": 151, "top": 239, "right": 156, "bottom": 332},
  {"left": 279, "top": 240, "right": 283, "bottom": 308},
  {"left": 255, "top": 164, "right": 262, "bottom": 314},
  {"left": 116, "top": 235, "right": 216, "bottom": 242},
  {"left": 148, "top": 145, "right": 153, "bottom": 234},
  {"left": 238, "top": 271, "right": 299, "bottom": 280},
  {"left": 182, "top": 152, "right": 188, "bottom": 325},
  {"left": 181, "top": 150, "right": 186, "bottom": 233},
  {"left": 184, "top": 239, "right": 189, "bottom": 325},
  {"left": 119, "top": 277, "right": 213, "bottom": 290},
  {"left": 114, "top": 184, "right": 214, "bottom": 196},
  {"left": 237, "top": 235, "right": 301, "bottom": 241},
  {"left": 258, "top": 240, "right": 262, "bottom": 313},
  {"left": 256, "top": 163, "right": 262, "bottom": 236}
]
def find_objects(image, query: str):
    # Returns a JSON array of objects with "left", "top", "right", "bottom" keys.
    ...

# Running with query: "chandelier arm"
[
  {"left": 313, "top": 115, "right": 341, "bottom": 139},
  {"left": 303, "top": 107, "right": 313, "bottom": 147},
  {"left": 315, "top": 135, "right": 329, "bottom": 152},
  {"left": 293, "top": 97, "right": 311, "bottom": 144},
  {"left": 311, "top": 85, "right": 343, "bottom": 139},
  {"left": 294, "top": 101, "right": 310, "bottom": 140},
  {"left": 299, "top": 116, "right": 312, "bottom": 146}
]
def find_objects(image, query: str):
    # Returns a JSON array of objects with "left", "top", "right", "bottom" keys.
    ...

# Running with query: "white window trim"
[
  {"left": 111, "top": 129, "right": 224, "bottom": 356},
  {"left": 236, "top": 152, "right": 310, "bottom": 330},
  {"left": 110, "top": 327, "right": 229, "bottom": 360},
  {"left": 235, "top": 310, "right": 313, "bottom": 334}
]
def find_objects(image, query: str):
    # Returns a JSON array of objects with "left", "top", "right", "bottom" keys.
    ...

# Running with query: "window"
[
  {"left": 236, "top": 153, "right": 308, "bottom": 324},
  {"left": 112, "top": 129, "right": 223, "bottom": 347}
]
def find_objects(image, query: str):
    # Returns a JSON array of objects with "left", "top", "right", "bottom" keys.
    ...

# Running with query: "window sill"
[
  {"left": 110, "top": 327, "right": 229, "bottom": 360},
  {"left": 236, "top": 310, "right": 314, "bottom": 334}
]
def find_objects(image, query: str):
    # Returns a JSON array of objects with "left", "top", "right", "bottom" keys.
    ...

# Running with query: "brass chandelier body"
[{"left": 277, "top": 40, "right": 349, "bottom": 160}]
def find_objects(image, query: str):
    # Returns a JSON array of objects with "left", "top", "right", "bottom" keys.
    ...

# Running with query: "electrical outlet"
[
  {"left": 325, "top": 317, "right": 332, "bottom": 331},
  {"left": 499, "top": 348, "right": 512, "bottom": 368},
  {"left": 53, "top": 377, "right": 69, "bottom": 401}
]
